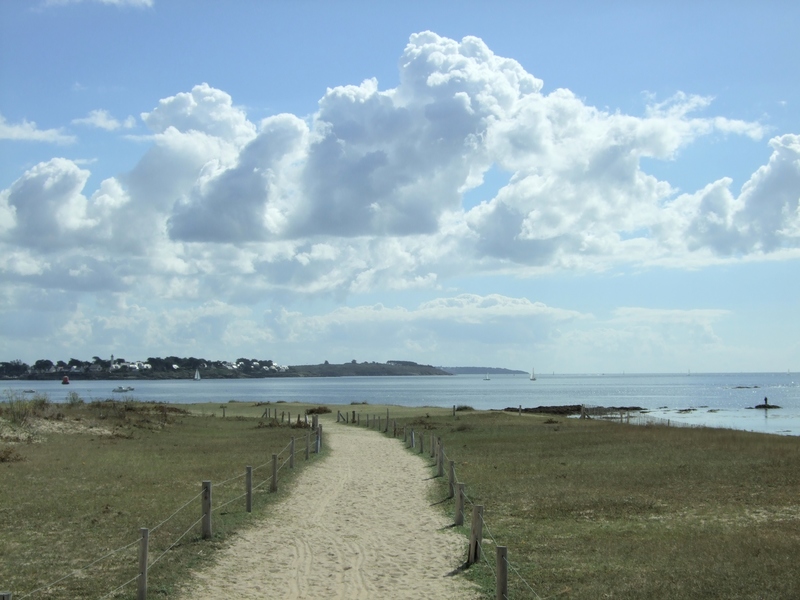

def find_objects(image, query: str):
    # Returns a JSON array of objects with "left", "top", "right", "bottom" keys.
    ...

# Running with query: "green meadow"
[
  {"left": 2, "top": 395, "right": 799, "bottom": 599},
  {"left": 385, "top": 408, "right": 800, "bottom": 600},
  {"left": 0, "top": 395, "right": 327, "bottom": 599}
]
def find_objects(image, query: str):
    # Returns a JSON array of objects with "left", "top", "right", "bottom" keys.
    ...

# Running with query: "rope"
[
  {"left": 149, "top": 515, "right": 204, "bottom": 569},
  {"left": 150, "top": 490, "right": 204, "bottom": 533},
  {"left": 215, "top": 469, "right": 247, "bottom": 488},
  {"left": 477, "top": 538, "right": 496, "bottom": 577},
  {"left": 97, "top": 574, "right": 139, "bottom": 600},
  {"left": 480, "top": 513, "right": 499, "bottom": 547},
  {"left": 16, "top": 538, "right": 139, "bottom": 599},
  {"left": 505, "top": 555, "right": 542, "bottom": 599},
  {"left": 213, "top": 491, "right": 248, "bottom": 513},
  {"left": 252, "top": 477, "right": 271, "bottom": 492},
  {"left": 251, "top": 458, "right": 272, "bottom": 472}
]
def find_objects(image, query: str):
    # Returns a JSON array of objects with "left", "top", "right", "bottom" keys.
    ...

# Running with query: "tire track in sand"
[{"left": 178, "top": 418, "right": 480, "bottom": 599}]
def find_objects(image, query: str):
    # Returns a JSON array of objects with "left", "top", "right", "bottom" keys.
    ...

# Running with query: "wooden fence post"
[
  {"left": 455, "top": 483, "right": 465, "bottom": 526},
  {"left": 271, "top": 454, "right": 278, "bottom": 492},
  {"left": 468, "top": 505, "right": 484, "bottom": 565},
  {"left": 0, "top": 593, "right": 11, "bottom": 600},
  {"left": 410, "top": 428, "right": 415, "bottom": 449},
  {"left": 448, "top": 460, "right": 455, "bottom": 498},
  {"left": 519, "top": 404, "right": 521, "bottom": 416},
  {"left": 290, "top": 437, "right": 295, "bottom": 469},
  {"left": 137, "top": 527, "right": 148, "bottom": 600},
  {"left": 438, "top": 440, "right": 445, "bottom": 478},
  {"left": 305, "top": 431, "right": 310, "bottom": 460},
  {"left": 496, "top": 546, "right": 508, "bottom": 600},
  {"left": 377, "top": 416, "right": 381, "bottom": 432},
  {"left": 201, "top": 481, "right": 212, "bottom": 539},
  {"left": 316, "top": 425, "right": 322, "bottom": 453},
  {"left": 221, "top": 406, "right": 226, "bottom": 418},
  {"left": 430, "top": 433, "right": 435, "bottom": 458},
  {"left": 453, "top": 404, "right": 456, "bottom": 417},
  {"left": 393, "top": 419, "right": 397, "bottom": 437},
  {"left": 352, "top": 410, "right": 356, "bottom": 423},
  {"left": 246, "top": 466, "right": 252, "bottom": 513}
]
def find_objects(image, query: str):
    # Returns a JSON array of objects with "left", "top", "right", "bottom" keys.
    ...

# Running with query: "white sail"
[
  {"left": 194, "top": 368, "right": 200, "bottom": 381},
  {"left": 530, "top": 367, "right": 536, "bottom": 381}
]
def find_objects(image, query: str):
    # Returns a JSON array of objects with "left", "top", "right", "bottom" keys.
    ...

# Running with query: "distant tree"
[
  {"left": 185, "top": 357, "right": 204, "bottom": 369},
  {"left": 34, "top": 359, "right": 54, "bottom": 372},
  {"left": 56, "top": 360, "right": 68, "bottom": 370},
  {"left": 68, "top": 358, "right": 84, "bottom": 369},
  {"left": 351, "top": 359, "right": 357, "bottom": 364},
  {"left": 0, "top": 360, "right": 29, "bottom": 377},
  {"left": 324, "top": 360, "right": 329, "bottom": 365}
]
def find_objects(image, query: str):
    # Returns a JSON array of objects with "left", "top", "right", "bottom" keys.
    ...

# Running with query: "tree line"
[{"left": 0, "top": 356, "right": 277, "bottom": 377}]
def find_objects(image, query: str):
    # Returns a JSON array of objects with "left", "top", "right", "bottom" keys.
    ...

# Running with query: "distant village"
[
  {"left": 0, "top": 356, "right": 289, "bottom": 379},
  {"left": 0, "top": 357, "right": 458, "bottom": 379}
]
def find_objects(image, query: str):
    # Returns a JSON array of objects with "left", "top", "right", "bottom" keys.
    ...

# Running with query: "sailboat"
[
  {"left": 483, "top": 372, "right": 490, "bottom": 381},
  {"left": 530, "top": 367, "right": 536, "bottom": 381},
  {"left": 194, "top": 368, "right": 200, "bottom": 381}
]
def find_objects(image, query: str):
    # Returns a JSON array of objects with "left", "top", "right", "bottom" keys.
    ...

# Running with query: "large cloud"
[{"left": 0, "top": 31, "right": 798, "bottom": 313}]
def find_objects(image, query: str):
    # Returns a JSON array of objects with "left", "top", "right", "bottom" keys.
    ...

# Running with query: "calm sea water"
[{"left": 3, "top": 372, "right": 799, "bottom": 436}]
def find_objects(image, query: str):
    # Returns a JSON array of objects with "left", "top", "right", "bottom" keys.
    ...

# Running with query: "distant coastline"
[
  {"left": 7, "top": 361, "right": 455, "bottom": 380},
  {"left": 439, "top": 366, "right": 528, "bottom": 375}
]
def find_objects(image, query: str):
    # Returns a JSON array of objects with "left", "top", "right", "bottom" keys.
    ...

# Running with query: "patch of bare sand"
[{"left": 178, "top": 418, "right": 480, "bottom": 599}]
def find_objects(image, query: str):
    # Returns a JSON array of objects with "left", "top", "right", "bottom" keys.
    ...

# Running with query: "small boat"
[
  {"left": 530, "top": 367, "right": 536, "bottom": 381},
  {"left": 61, "top": 376, "right": 69, "bottom": 385},
  {"left": 194, "top": 368, "right": 201, "bottom": 381},
  {"left": 112, "top": 386, "right": 135, "bottom": 393},
  {"left": 23, "top": 389, "right": 36, "bottom": 394},
  {"left": 483, "top": 373, "right": 490, "bottom": 381}
]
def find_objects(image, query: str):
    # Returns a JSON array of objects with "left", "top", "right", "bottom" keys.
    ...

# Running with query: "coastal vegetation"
[
  {"left": 392, "top": 409, "right": 800, "bottom": 599},
  {"left": 0, "top": 393, "right": 325, "bottom": 598},
  {"left": 0, "top": 357, "right": 450, "bottom": 380},
  {"left": 3, "top": 398, "right": 798, "bottom": 599}
]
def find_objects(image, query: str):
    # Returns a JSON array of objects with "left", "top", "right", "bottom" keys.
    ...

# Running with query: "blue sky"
[{"left": 1, "top": 0, "right": 798, "bottom": 373}]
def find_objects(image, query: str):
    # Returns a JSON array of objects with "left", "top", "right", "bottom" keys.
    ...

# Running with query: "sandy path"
[{"left": 178, "top": 419, "right": 480, "bottom": 599}]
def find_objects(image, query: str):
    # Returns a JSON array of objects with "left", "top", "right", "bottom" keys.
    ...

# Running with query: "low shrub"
[
  {"left": 0, "top": 445, "right": 24, "bottom": 463},
  {"left": 306, "top": 406, "right": 331, "bottom": 415}
]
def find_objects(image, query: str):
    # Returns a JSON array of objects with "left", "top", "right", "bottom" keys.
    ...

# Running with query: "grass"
[
  {"left": 385, "top": 409, "right": 800, "bottom": 600},
  {"left": 4, "top": 398, "right": 799, "bottom": 599},
  {"left": 0, "top": 395, "right": 327, "bottom": 599}
]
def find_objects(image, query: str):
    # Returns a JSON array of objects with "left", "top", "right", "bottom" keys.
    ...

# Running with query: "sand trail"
[{"left": 178, "top": 419, "right": 480, "bottom": 599}]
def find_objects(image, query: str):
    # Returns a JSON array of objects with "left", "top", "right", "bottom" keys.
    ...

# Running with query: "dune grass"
[
  {"left": 5, "top": 397, "right": 799, "bottom": 599},
  {"left": 0, "top": 396, "right": 325, "bottom": 599},
  {"left": 386, "top": 409, "right": 800, "bottom": 600}
]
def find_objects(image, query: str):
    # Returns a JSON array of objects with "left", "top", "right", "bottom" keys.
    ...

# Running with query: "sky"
[{"left": 1, "top": 0, "right": 798, "bottom": 373}]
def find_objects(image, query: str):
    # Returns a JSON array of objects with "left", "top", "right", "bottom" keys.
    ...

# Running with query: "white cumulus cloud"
[
  {"left": 72, "top": 109, "right": 137, "bottom": 131},
  {"left": 0, "top": 114, "right": 76, "bottom": 144}
]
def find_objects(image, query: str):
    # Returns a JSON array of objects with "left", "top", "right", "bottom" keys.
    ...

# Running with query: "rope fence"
[{"left": 4, "top": 421, "right": 326, "bottom": 600}]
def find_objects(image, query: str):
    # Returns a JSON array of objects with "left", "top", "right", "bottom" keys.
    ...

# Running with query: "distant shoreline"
[{"left": 7, "top": 362, "right": 455, "bottom": 381}]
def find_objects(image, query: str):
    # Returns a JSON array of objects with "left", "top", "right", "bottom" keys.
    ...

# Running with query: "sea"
[{"left": 3, "top": 372, "right": 799, "bottom": 437}]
